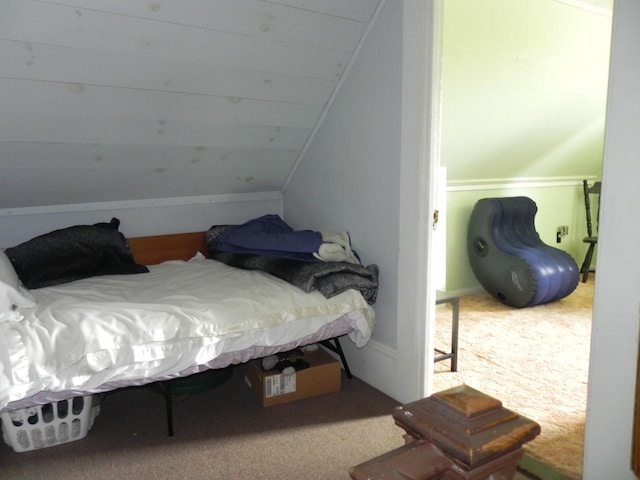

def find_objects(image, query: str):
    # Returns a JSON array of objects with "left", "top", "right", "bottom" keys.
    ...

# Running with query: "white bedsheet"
[{"left": 0, "top": 258, "right": 374, "bottom": 411}]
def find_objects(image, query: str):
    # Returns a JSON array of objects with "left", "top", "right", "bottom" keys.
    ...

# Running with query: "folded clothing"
[
  {"left": 215, "top": 214, "right": 323, "bottom": 262},
  {"left": 208, "top": 224, "right": 378, "bottom": 304}
]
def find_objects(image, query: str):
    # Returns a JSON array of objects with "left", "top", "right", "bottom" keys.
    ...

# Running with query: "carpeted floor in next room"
[{"left": 434, "top": 276, "right": 594, "bottom": 480}]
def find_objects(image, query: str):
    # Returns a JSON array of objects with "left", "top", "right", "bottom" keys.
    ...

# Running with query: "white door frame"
[{"left": 395, "top": 0, "right": 442, "bottom": 402}]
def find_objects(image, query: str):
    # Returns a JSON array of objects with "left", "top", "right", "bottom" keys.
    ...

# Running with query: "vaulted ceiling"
[{"left": 1, "top": 0, "right": 382, "bottom": 209}]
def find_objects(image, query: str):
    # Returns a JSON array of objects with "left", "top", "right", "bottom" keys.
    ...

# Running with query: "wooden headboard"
[{"left": 128, "top": 231, "right": 208, "bottom": 266}]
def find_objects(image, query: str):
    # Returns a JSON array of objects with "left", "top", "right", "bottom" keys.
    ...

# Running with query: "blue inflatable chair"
[{"left": 467, "top": 196, "right": 579, "bottom": 308}]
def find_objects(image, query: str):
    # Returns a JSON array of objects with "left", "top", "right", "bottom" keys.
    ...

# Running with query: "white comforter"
[{"left": 0, "top": 257, "right": 374, "bottom": 411}]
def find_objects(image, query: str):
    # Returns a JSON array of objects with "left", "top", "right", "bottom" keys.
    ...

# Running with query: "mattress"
[{"left": 0, "top": 257, "right": 375, "bottom": 412}]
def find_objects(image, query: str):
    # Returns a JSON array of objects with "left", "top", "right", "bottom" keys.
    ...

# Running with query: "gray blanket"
[{"left": 206, "top": 226, "right": 378, "bottom": 304}]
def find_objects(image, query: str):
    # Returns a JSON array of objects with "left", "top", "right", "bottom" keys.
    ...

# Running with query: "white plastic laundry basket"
[{"left": 1, "top": 395, "right": 100, "bottom": 452}]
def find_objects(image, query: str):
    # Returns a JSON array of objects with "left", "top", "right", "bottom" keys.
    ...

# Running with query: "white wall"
[
  {"left": 0, "top": 192, "right": 282, "bottom": 247},
  {"left": 283, "top": 0, "right": 402, "bottom": 398},
  {"left": 583, "top": 0, "right": 640, "bottom": 477},
  {"left": 283, "top": 0, "right": 402, "bottom": 351},
  {"left": 283, "top": 0, "right": 435, "bottom": 404}
]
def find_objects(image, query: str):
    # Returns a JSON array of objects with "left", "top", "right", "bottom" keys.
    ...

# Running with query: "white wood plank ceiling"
[{"left": 0, "top": 0, "right": 382, "bottom": 208}]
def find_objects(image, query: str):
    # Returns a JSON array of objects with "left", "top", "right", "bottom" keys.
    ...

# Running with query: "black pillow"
[{"left": 6, "top": 218, "right": 149, "bottom": 289}]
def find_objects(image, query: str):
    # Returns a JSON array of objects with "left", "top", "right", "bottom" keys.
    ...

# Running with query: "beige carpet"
[
  {"left": 0, "top": 368, "right": 405, "bottom": 479},
  {"left": 433, "top": 277, "right": 594, "bottom": 479}
]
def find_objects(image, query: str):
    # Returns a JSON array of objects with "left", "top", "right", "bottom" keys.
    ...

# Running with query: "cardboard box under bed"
[{"left": 241, "top": 348, "right": 341, "bottom": 407}]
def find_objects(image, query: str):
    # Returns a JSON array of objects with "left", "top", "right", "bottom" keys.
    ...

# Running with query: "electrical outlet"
[{"left": 556, "top": 225, "right": 569, "bottom": 243}]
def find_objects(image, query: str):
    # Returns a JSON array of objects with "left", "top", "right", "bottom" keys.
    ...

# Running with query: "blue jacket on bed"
[{"left": 215, "top": 214, "right": 323, "bottom": 262}]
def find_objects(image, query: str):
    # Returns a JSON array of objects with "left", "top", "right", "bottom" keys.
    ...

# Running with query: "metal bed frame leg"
[
  {"left": 162, "top": 381, "right": 174, "bottom": 437},
  {"left": 320, "top": 336, "right": 353, "bottom": 379},
  {"left": 434, "top": 292, "right": 460, "bottom": 373}
]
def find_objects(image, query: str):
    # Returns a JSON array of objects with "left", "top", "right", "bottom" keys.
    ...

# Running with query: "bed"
[{"left": 0, "top": 218, "right": 377, "bottom": 436}]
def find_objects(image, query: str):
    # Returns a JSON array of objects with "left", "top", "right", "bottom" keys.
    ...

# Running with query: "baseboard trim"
[
  {"left": 338, "top": 338, "right": 402, "bottom": 402},
  {"left": 517, "top": 453, "right": 575, "bottom": 480}
]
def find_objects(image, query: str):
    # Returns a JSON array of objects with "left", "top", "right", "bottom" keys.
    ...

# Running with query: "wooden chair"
[{"left": 581, "top": 180, "right": 601, "bottom": 282}]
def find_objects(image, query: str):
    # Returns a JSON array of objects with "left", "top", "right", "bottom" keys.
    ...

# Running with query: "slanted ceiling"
[
  {"left": 440, "top": 0, "right": 612, "bottom": 183},
  {"left": 0, "top": 0, "right": 382, "bottom": 209}
]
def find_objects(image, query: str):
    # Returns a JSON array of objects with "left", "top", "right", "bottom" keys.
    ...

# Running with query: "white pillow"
[{"left": 0, "top": 249, "right": 36, "bottom": 320}]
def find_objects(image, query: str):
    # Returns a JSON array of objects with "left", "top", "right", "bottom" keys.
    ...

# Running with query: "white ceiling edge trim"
[
  {"left": 0, "top": 191, "right": 283, "bottom": 217},
  {"left": 280, "top": 0, "right": 388, "bottom": 192},
  {"left": 553, "top": 0, "right": 613, "bottom": 16}
]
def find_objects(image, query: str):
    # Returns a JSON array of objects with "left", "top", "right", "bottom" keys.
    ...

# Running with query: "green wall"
[{"left": 439, "top": 0, "right": 611, "bottom": 293}]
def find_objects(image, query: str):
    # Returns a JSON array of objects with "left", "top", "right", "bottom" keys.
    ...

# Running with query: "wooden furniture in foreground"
[{"left": 350, "top": 385, "right": 540, "bottom": 480}]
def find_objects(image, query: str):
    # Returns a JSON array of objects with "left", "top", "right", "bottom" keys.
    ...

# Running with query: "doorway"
[{"left": 428, "top": 0, "right": 612, "bottom": 477}]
